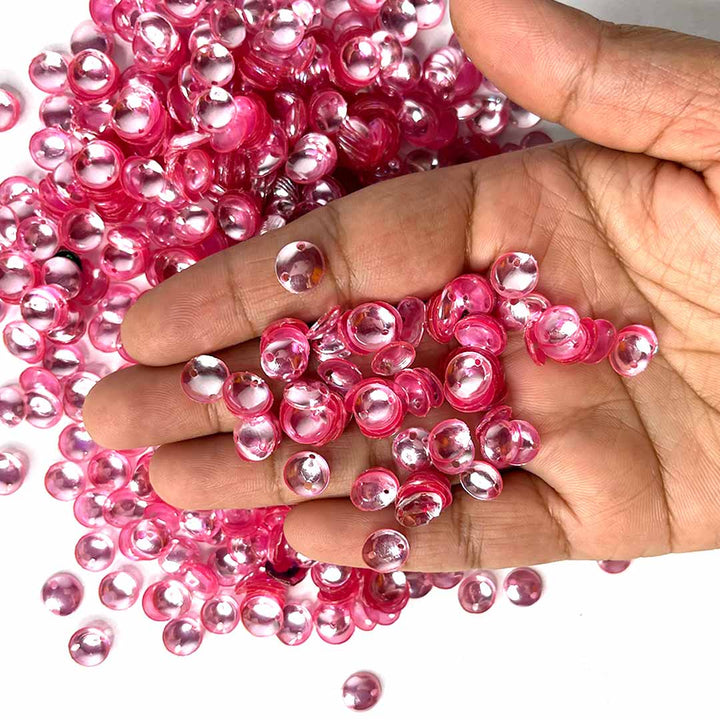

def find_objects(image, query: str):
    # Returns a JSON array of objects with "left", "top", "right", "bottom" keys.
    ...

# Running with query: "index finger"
[{"left": 121, "top": 163, "right": 474, "bottom": 366}]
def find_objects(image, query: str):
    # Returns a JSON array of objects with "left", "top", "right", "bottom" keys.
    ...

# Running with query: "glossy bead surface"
[
  {"left": 42, "top": 572, "right": 84, "bottom": 616},
  {"left": 371, "top": 341, "right": 416, "bottom": 376},
  {"left": 458, "top": 571, "right": 497, "bottom": 613},
  {"left": 278, "top": 603, "right": 313, "bottom": 646},
  {"left": 504, "top": 567, "right": 543, "bottom": 606},
  {"left": 181, "top": 355, "right": 230, "bottom": 403},
  {"left": 598, "top": 560, "right": 631, "bottom": 574},
  {"left": 351, "top": 467, "right": 399, "bottom": 511},
  {"left": 609, "top": 324, "right": 659, "bottom": 377},
  {"left": 233, "top": 412, "right": 281, "bottom": 461},
  {"left": 490, "top": 251, "right": 539, "bottom": 299},
  {"left": 0, "top": 450, "right": 26, "bottom": 495},
  {"left": 428, "top": 419, "right": 475, "bottom": 474},
  {"left": 99, "top": 568, "right": 142, "bottom": 610},
  {"left": 201, "top": 595, "right": 240, "bottom": 634},
  {"left": 275, "top": 240, "right": 325, "bottom": 293},
  {"left": 45, "top": 461, "right": 85, "bottom": 501},
  {"left": 163, "top": 616, "right": 204, "bottom": 656},
  {"left": 346, "top": 303, "right": 400, "bottom": 354},
  {"left": 75, "top": 531, "right": 115, "bottom": 572},
  {"left": 392, "top": 427, "right": 431, "bottom": 472},
  {"left": 459, "top": 460, "right": 503, "bottom": 500},
  {"left": 283, "top": 451, "right": 331, "bottom": 497},
  {"left": 68, "top": 625, "right": 112, "bottom": 666},
  {"left": 0, "top": 89, "right": 20, "bottom": 132},
  {"left": 362, "top": 528, "right": 409, "bottom": 572},
  {"left": 342, "top": 671, "right": 382, "bottom": 711}
]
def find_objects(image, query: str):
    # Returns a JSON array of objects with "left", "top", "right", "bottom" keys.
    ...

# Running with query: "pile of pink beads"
[
  {"left": 0, "top": 0, "right": 641, "bottom": 671},
  {"left": 184, "top": 243, "right": 657, "bottom": 575}
]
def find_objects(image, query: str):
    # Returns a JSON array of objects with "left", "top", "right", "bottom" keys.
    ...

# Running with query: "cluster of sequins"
[{"left": 0, "top": 0, "right": 638, "bottom": 679}]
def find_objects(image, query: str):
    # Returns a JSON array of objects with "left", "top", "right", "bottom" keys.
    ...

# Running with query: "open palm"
[{"left": 85, "top": 0, "right": 720, "bottom": 571}]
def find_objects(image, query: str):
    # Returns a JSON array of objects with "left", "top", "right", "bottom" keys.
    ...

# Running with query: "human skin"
[{"left": 85, "top": 0, "right": 720, "bottom": 571}]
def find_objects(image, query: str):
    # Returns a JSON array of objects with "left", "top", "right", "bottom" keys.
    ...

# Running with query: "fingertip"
[{"left": 83, "top": 376, "right": 128, "bottom": 451}]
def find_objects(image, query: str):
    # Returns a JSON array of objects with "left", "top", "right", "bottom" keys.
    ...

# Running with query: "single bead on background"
[
  {"left": 458, "top": 571, "right": 497, "bottom": 613},
  {"left": 41, "top": 572, "right": 84, "bottom": 616},
  {"left": 342, "top": 671, "right": 383, "bottom": 711},
  {"left": 283, "top": 451, "right": 331, "bottom": 497},
  {"left": 0, "top": 450, "right": 27, "bottom": 495},
  {"left": 361, "top": 528, "right": 410, "bottom": 572},
  {"left": 275, "top": 240, "right": 326, "bottom": 293},
  {"left": 598, "top": 560, "right": 632, "bottom": 574},
  {"left": 504, "top": 567, "right": 543, "bottom": 606},
  {"left": 350, "top": 467, "right": 399, "bottom": 511},
  {"left": 181, "top": 355, "right": 230, "bottom": 403},
  {"left": 68, "top": 624, "right": 112, "bottom": 667}
]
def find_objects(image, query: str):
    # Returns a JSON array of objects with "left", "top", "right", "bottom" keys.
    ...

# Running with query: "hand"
[{"left": 85, "top": 0, "right": 720, "bottom": 572}]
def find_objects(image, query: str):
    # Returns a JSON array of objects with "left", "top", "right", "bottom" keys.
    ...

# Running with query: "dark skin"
[{"left": 84, "top": 0, "right": 720, "bottom": 571}]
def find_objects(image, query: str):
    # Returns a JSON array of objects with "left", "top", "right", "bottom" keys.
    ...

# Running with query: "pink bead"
[
  {"left": 160, "top": 537, "right": 200, "bottom": 575},
  {"left": 431, "top": 571, "right": 464, "bottom": 589},
  {"left": 361, "top": 528, "right": 409, "bottom": 572},
  {"left": 201, "top": 595, "right": 240, "bottom": 634},
  {"left": 278, "top": 602, "right": 313, "bottom": 646},
  {"left": 496, "top": 293, "right": 550, "bottom": 331},
  {"left": 371, "top": 341, "right": 416, "bottom": 376},
  {"left": 275, "top": 240, "right": 326, "bottom": 293},
  {"left": 121, "top": 157, "right": 165, "bottom": 201},
  {"left": 73, "top": 140, "right": 123, "bottom": 190},
  {"left": 406, "top": 572, "right": 433, "bottom": 598},
  {"left": 598, "top": 560, "right": 631, "bottom": 574},
  {"left": 63, "top": 371, "right": 100, "bottom": 422},
  {"left": 68, "top": 624, "right": 113, "bottom": 666},
  {"left": 352, "top": 380, "right": 404, "bottom": 438},
  {"left": 0, "top": 89, "right": 20, "bottom": 132},
  {"left": 58, "top": 424, "right": 97, "bottom": 462},
  {"left": 510, "top": 419, "right": 541, "bottom": 465},
  {"left": 29, "top": 129, "right": 74, "bottom": 172},
  {"left": 346, "top": 302, "right": 401, "bottom": 354},
  {"left": 68, "top": 50, "right": 119, "bottom": 100},
  {"left": 314, "top": 600, "right": 355, "bottom": 644},
  {"left": 491, "top": 251, "right": 540, "bottom": 300},
  {"left": 75, "top": 531, "right": 115, "bottom": 572},
  {"left": 42, "top": 572, "right": 84, "bottom": 616},
  {"left": 240, "top": 582, "right": 285, "bottom": 637},
  {"left": 460, "top": 460, "right": 503, "bottom": 500},
  {"left": 342, "top": 671, "right": 382, "bottom": 711},
  {"left": 103, "top": 488, "right": 147, "bottom": 528},
  {"left": 45, "top": 461, "right": 86, "bottom": 501},
  {"left": 261, "top": 329, "right": 310, "bottom": 382},
  {"left": 42, "top": 256, "right": 82, "bottom": 298},
  {"left": 29, "top": 51, "right": 69, "bottom": 93},
  {"left": 582, "top": 318, "right": 617, "bottom": 364},
  {"left": 181, "top": 354, "right": 230, "bottom": 403},
  {"left": 380, "top": 0, "right": 418, "bottom": 42},
  {"left": 233, "top": 412, "right": 282, "bottom": 461},
  {"left": 209, "top": 0, "right": 247, "bottom": 48},
  {"left": 504, "top": 567, "right": 543, "bottom": 606},
  {"left": 609, "top": 324, "right": 659, "bottom": 377},
  {"left": 395, "top": 470, "right": 452, "bottom": 527},
  {"left": 467, "top": 93, "right": 510, "bottom": 137},
  {"left": 223, "top": 371, "right": 273, "bottom": 416},
  {"left": 73, "top": 489, "right": 109, "bottom": 527},
  {"left": 0, "top": 450, "right": 27, "bottom": 495},
  {"left": 476, "top": 419, "right": 519, "bottom": 467},
  {"left": 396, "top": 296, "right": 425, "bottom": 346},
  {"left": 284, "top": 379, "right": 332, "bottom": 410},
  {"left": 163, "top": 616, "right": 204, "bottom": 656},
  {"left": 286, "top": 133, "right": 337, "bottom": 184},
  {"left": 283, "top": 451, "right": 331, "bottom": 497},
  {"left": 88, "top": 449, "right": 131, "bottom": 490},
  {"left": 191, "top": 41, "right": 235, "bottom": 86},
  {"left": 71, "top": 20, "right": 114, "bottom": 54},
  {"left": 309, "top": 90, "right": 348, "bottom": 134},
  {"left": 392, "top": 427, "right": 431, "bottom": 471},
  {"left": 4, "top": 322, "right": 44, "bottom": 362},
  {"left": 194, "top": 86, "right": 237, "bottom": 132},
  {"left": 0, "top": 386, "right": 26, "bottom": 427},
  {"left": 458, "top": 571, "right": 497, "bottom": 613},
  {"left": 454, "top": 315, "right": 507, "bottom": 355},
  {"left": 351, "top": 467, "right": 399, "bottom": 511},
  {"left": 60, "top": 209, "right": 105, "bottom": 252},
  {"left": 20, "top": 285, "right": 68, "bottom": 332},
  {"left": 0, "top": 251, "right": 37, "bottom": 303},
  {"left": 99, "top": 567, "right": 143, "bottom": 610},
  {"left": 216, "top": 193, "right": 260, "bottom": 242},
  {"left": 428, "top": 418, "right": 475, "bottom": 474},
  {"left": 143, "top": 579, "right": 192, "bottom": 621}
]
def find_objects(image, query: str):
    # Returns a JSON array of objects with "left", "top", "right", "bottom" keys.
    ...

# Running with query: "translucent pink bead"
[
  {"left": 122, "top": 158, "right": 165, "bottom": 201},
  {"left": 397, "top": 296, "right": 425, "bottom": 346},
  {"left": 371, "top": 341, "right": 416, "bottom": 376},
  {"left": 534, "top": 305, "right": 582, "bottom": 347},
  {"left": 259, "top": 8, "right": 305, "bottom": 52},
  {"left": 142, "top": 579, "right": 192, "bottom": 621},
  {"left": 181, "top": 354, "right": 230, "bottom": 403},
  {"left": 283, "top": 451, "right": 331, "bottom": 497},
  {"left": 68, "top": 624, "right": 112, "bottom": 666},
  {"left": 315, "top": 600, "right": 355, "bottom": 644},
  {"left": 29, "top": 129, "right": 73, "bottom": 173},
  {"left": 68, "top": 50, "right": 119, "bottom": 100},
  {"left": 582, "top": 318, "right": 617, "bottom": 364},
  {"left": 432, "top": 571, "right": 464, "bottom": 589},
  {"left": 99, "top": 567, "right": 143, "bottom": 610},
  {"left": 343, "top": 671, "right": 382, "bottom": 711},
  {"left": 511, "top": 419, "right": 541, "bottom": 465},
  {"left": 191, "top": 41, "right": 235, "bottom": 86},
  {"left": 275, "top": 240, "right": 326, "bottom": 293},
  {"left": 467, "top": 93, "right": 510, "bottom": 137},
  {"left": 0, "top": 450, "right": 27, "bottom": 495},
  {"left": 87, "top": 449, "right": 131, "bottom": 490},
  {"left": 60, "top": 209, "right": 105, "bottom": 252},
  {"left": 380, "top": 0, "right": 418, "bottom": 43},
  {"left": 72, "top": 19, "right": 114, "bottom": 54},
  {"left": 201, "top": 595, "right": 240, "bottom": 634},
  {"left": 261, "top": 330, "right": 310, "bottom": 382},
  {"left": 233, "top": 412, "right": 282, "bottom": 461},
  {"left": 42, "top": 571, "right": 84, "bottom": 616},
  {"left": 346, "top": 302, "right": 401, "bottom": 353},
  {"left": 362, "top": 528, "right": 409, "bottom": 572},
  {"left": 163, "top": 616, "right": 204, "bottom": 656},
  {"left": 428, "top": 418, "right": 475, "bottom": 474},
  {"left": 45, "top": 461, "right": 86, "bottom": 501},
  {"left": 309, "top": 90, "right": 348, "bottom": 134},
  {"left": 496, "top": 293, "right": 549, "bottom": 331},
  {"left": 278, "top": 603, "right": 313, "bottom": 646},
  {"left": 75, "top": 531, "right": 115, "bottom": 572},
  {"left": 339, "top": 37, "right": 382, "bottom": 86},
  {"left": 392, "top": 427, "right": 431, "bottom": 471},
  {"left": 223, "top": 371, "right": 273, "bottom": 416},
  {"left": 209, "top": 0, "right": 247, "bottom": 48},
  {"left": 454, "top": 315, "right": 507, "bottom": 355},
  {"left": 0, "top": 386, "right": 26, "bottom": 427},
  {"left": 351, "top": 467, "right": 399, "bottom": 511},
  {"left": 609, "top": 324, "right": 659, "bottom": 377},
  {"left": 458, "top": 571, "right": 497, "bottom": 613},
  {"left": 20, "top": 285, "right": 68, "bottom": 332},
  {"left": 0, "top": 89, "right": 20, "bottom": 132},
  {"left": 63, "top": 371, "right": 99, "bottom": 422},
  {"left": 406, "top": 572, "right": 433, "bottom": 598},
  {"left": 216, "top": 193, "right": 260, "bottom": 242},
  {"left": 159, "top": 537, "right": 200, "bottom": 575},
  {"left": 24, "top": 386, "right": 62, "bottom": 429},
  {"left": 504, "top": 567, "right": 543, "bottom": 606},
  {"left": 286, "top": 133, "right": 337, "bottom": 184},
  {"left": 0, "top": 251, "right": 37, "bottom": 303},
  {"left": 352, "top": 380, "right": 404, "bottom": 438},
  {"left": 490, "top": 251, "right": 539, "bottom": 299},
  {"left": 598, "top": 560, "right": 631, "bottom": 574},
  {"left": 194, "top": 86, "right": 237, "bottom": 132},
  {"left": 317, "top": 358, "right": 362, "bottom": 395},
  {"left": 58, "top": 424, "right": 96, "bottom": 463},
  {"left": 29, "top": 51, "right": 69, "bottom": 93},
  {"left": 73, "top": 140, "right": 123, "bottom": 190},
  {"left": 42, "top": 256, "right": 82, "bottom": 298},
  {"left": 240, "top": 586, "right": 284, "bottom": 637},
  {"left": 73, "top": 489, "right": 109, "bottom": 527},
  {"left": 460, "top": 460, "right": 503, "bottom": 500}
]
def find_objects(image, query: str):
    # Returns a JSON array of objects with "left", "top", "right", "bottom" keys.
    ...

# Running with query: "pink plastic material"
[
  {"left": 392, "top": 427, "right": 431, "bottom": 471},
  {"left": 609, "top": 324, "right": 658, "bottom": 377},
  {"left": 459, "top": 460, "right": 503, "bottom": 500},
  {"left": 458, "top": 571, "right": 497, "bottom": 613},
  {"left": 233, "top": 412, "right": 282, "bottom": 461},
  {"left": 68, "top": 624, "right": 112, "bottom": 666},
  {"left": 0, "top": 89, "right": 20, "bottom": 132},
  {"left": 163, "top": 616, "right": 204, "bottom": 656},
  {"left": 427, "top": 418, "right": 475, "bottom": 474},
  {"left": 75, "top": 531, "right": 115, "bottom": 572},
  {"left": 361, "top": 528, "right": 409, "bottom": 572},
  {"left": 598, "top": 560, "right": 631, "bottom": 574},
  {"left": 181, "top": 355, "right": 230, "bottom": 403},
  {"left": 490, "top": 252, "right": 539, "bottom": 299},
  {"left": 0, "top": 450, "right": 27, "bottom": 495},
  {"left": 351, "top": 467, "right": 399, "bottom": 511},
  {"left": 42, "top": 572, "right": 84, "bottom": 616},
  {"left": 223, "top": 371, "right": 273, "bottom": 416},
  {"left": 504, "top": 567, "right": 543, "bottom": 606},
  {"left": 343, "top": 671, "right": 382, "bottom": 711},
  {"left": 99, "top": 568, "right": 143, "bottom": 610},
  {"left": 283, "top": 451, "right": 331, "bottom": 497},
  {"left": 275, "top": 240, "right": 326, "bottom": 293}
]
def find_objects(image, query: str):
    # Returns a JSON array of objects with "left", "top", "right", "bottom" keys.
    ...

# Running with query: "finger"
[
  {"left": 121, "top": 163, "right": 475, "bottom": 366},
  {"left": 149, "top": 424, "right": 382, "bottom": 510},
  {"left": 283, "top": 476, "right": 572, "bottom": 571},
  {"left": 83, "top": 341, "right": 264, "bottom": 450},
  {"left": 451, "top": 0, "right": 720, "bottom": 169}
]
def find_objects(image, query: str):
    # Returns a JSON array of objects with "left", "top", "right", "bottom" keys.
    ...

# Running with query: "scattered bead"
[
  {"left": 504, "top": 567, "right": 543, "bottom": 606},
  {"left": 458, "top": 571, "right": 497, "bottom": 613},
  {"left": 68, "top": 624, "right": 112, "bottom": 666},
  {"left": 41, "top": 572, "right": 84, "bottom": 616},
  {"left": 342, "top": 671, "right": 382, "bottom": 711},
  {"left": 99, "top": 568, "right": 143, "bottom": 610},
  {"left": 283, "top": 451, "right": 331, "bottom": 497},
  {"left": 181, "top": 355, "right": 230, "bottom": 403},
  {"left": 0, "top": 89, "right": 21, "bottom": 132},
  {"left": 275, "top": 240, "right": 326, "bottom": 293},
  {"left": 0, "top": 449, "right": 26, "bottom": 495},
  {"left": 163, "top": 616, "right": 204, "bottom": 656},
  {"left": 351, "top": 467, "right": 399, "bottom": 511},
  {"left": 361, "top": 528, "right": 409, "bottom": 572},
  {"left": 598, "top": 560, "right": 631, "bottom": 574}
]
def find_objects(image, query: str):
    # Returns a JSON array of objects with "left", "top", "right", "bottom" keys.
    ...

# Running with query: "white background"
[{"left": 1, "top": 1, "right": 718, "bottom": 718}]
